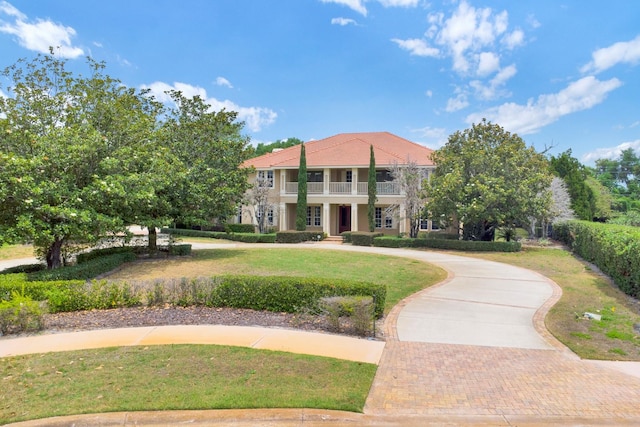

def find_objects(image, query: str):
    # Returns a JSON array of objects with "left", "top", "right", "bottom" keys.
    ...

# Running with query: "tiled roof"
[{"left": 243, "top": 132, "right": 435, "bottom": 169}]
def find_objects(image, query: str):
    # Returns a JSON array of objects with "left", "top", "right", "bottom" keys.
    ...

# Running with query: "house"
[{"left": 239, "top": 132, "right": 438, "bottom": 236}]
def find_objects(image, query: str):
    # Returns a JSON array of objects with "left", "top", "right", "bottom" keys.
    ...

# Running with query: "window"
[
  {"left": 430, "top": 220, "right": 440, "bottom": 231},
  {"left": 307, "top": 171, "right": 323, "bottom": 182},
  {"left": 375, "top": 207, "right": 382, "bottom": 228},
  {"left": 419, "top": 218, "right": 429, "bottom": 230},
  {"left": 385, "top": 212, "right": 393, "bottom": 229},
  {"left": 376, "top": 170, "right": 393, "bottom": 182},
  {"left": 267, "top": 208, "right": 274, "bottom": 226},
  {"left": 314, "top": 206, "right": 321, "bottom": 226},
  {"left": 257, "top": 170, "right": 274, "bottom": 188},
  {"left": 237, "top": 206, "right": 243, "bottom": 224},
  {"left": 306, "top": 206, "right": 312, "bottom": 226},
  {"left": 346, "top": 171, "right": 352, "bottom": 183}
]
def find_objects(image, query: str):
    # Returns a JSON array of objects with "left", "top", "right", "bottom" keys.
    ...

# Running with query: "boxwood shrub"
[
  {"left": 373, "top": 236, "right": 521, "bottom": 252},
  {"left": 162, "top": 228, "right": 275, "bottom": 243},
  {"left": 27, "top": 252, "right": 137, "bottom": 282},
  {"left": 351, "top": 232, "right": 384, "bottom": 246},
  {"left": 225, "top": 223, "right": 256, "bottom": 233},
  {"left": 276, "top": 231, "right": 320, "bottom": 243},
  {"left": 553, "top": 220, "right": 640, "bottom": 298}
]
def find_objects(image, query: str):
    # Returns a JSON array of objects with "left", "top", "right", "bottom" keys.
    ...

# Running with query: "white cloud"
[
  {"left": 215, "top": 77, "right": 233, "bottom": 88},
  {"left": 391, "top": 38, "right": 439, "bottom": 57},
  {"left": 378, "top": 0, "right": 419, "bottom": 7},
  {"left": 445, "top": 93, "right": 469, "bottom": 112},
  {"left": 582, "top": 139, "right": 640, "bottom": 164},
  {"left": 411, "top": 126, "right": 448, "bottom": 148},
  {"left": 425, "top": 90, "right": 433, "bottom": 98},
  {"left": 141, "top": 81, "right": 277, "bottom": 132},
  {"left": 476, "top": 51, "right": 500, "bottom": 76},
  {"left": 466, "top": 76, "right": 622, "bottom": 135},
  {"left": 0, "top": 1, "right": 83, "bottom": 58},
  {"left": 470, "top": 63, "right": 516, "bottom": 100},
  {"left": 502, "top": 29, "right": 524, "bottom": 49},
  {"left": 331, "top": 17, "right": 357, "bottom": 26},
  {"left": 581, "top": 35, "right": 640, "bottom": 74},
  {"left": 320, "top": 0, "right": 367, "bottom": 16}
]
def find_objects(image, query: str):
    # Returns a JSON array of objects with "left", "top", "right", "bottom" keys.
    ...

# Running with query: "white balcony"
[{"left": 285, "top": 181, "right": 400, "bottom": 195}]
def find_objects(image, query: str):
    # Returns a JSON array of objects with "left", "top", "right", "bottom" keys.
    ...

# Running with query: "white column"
[
  {"left": 324, "top": 168, "right": 330, "bottom": 195},
  {"left": 351, "top": 167, "right": 358, "bottom": 195},
  {"left": 399, "top": 204, "right": 406, "bottom": 235},
  {"left": 351, "top": 203, "right": 358, "bottom": 232},
  {"left": 279, "top": 202, "right": 287, "bottom": 231},
  {"left": 323, "top": 202, "right": 330, "bottom": 235},
  {"left": 280, "top": 170, "right": 285, "bottom": 196}
]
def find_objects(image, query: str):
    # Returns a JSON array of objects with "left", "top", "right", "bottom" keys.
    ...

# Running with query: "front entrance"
[{"left": 338, "top": 205, "right": 351, "bottom": 233}]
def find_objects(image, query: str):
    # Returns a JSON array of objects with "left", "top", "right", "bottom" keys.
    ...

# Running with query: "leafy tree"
[
  {"left": 295, "top": 143, "right": 307, "bottom": 231},
  {"left": 593, "top": 148, "right": 640, "bottom": 220},
  {"left": 367, "top": 145, "right": 377, "bottom": 232},
  {"left": 549, "top": 150, "right": 596, "bottom": 220},
  {"left": 252, "top": 137, "right": 303, "bottom": 157},
  {"left": 247, "top": 174, "right": 275, "bottom": 234},
  {"left": 389, "top": 161, "right": 428, "bottom": 238},
  {"left": 427, "top": 120, "right": 552, "bottom": 241},
  {"left": 584, "top": 176, "right": 613, "bottom": 222},
  {"left": 0, "top": 53, "right": 152, "bottom": 267}
]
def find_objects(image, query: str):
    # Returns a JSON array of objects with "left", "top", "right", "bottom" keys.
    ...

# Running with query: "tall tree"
[
  {"left": 367, "top": 145, "right": 377, "bottom": 232},
  {"left": 427, "top": 120, "right": 551, "bottom": 241},
  {"left": 252, "top": 137, "right": 303, "bottom": 157},
  {"left": 0, "top": 53, "right": 157, "bottom": 267},
  {"left": 389, "top": 160, "right": 427, "bottom": 238},
  {"left": 295, "top": 143, "right": 307, "bottom": 231},
  {"left": 549, "top": 150, "right": 596, "bottom": 221},
  {"left": 247, "top": 174, "right": 275, "bottom": 234}
]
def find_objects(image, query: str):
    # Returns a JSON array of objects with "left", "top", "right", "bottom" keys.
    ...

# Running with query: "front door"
[{"left": 338, "top": 205, "right": 351, "bottom": 233}]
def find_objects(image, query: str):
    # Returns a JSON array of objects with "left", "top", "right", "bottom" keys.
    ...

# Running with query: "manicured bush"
[
  {"left": 162, "top": 228, "right": 275, "bottom": 243},
  {"left": 27, "top": 252, "right": 137, "bottom": 281},
  {"left": 319, "top": 295, "right": 374, "bottom": 336},
  {"left": 225, "top": 223, "right": 256, "bottom": 233},
  {"left": 276, "top": 231, "right": 320, "bottom": 243},
  {"left": 351, "top": 232, "right": 384, "bottom": 246},
  {"left": 372, "top": 236, "right": 521, "bottom": 252},
  {"left": 0, "top": 263, "right": 45, "bottom": 274},
  {"left": 0, "top": 274, "right": 84, "bottom": 303},
  {"left": 341, "top": 231, "right": 352, "bottom": 243},
  {"left": 76, "top": 246, "right": 134, "bottom": 264},
  {"left": 0, "top": 293, "right": 46, "bottom": 335},
  {"left": 417, "top": 232, "right": 459, "bottom": 240},
  {"left": 168, "top": 244, "right": 192, "bottom": 256},
  {"left": 553, "top": 220, "right": 640, "bottom": 297}
]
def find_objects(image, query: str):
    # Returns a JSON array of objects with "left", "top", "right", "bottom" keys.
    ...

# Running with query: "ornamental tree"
[
  {"left": 295, "top": 143, "right": 307, "bottom": 231},
  {"left": 367, "top": 145, "right": 377, "bottom": 232},
  {"left": 427, "top": 120, "right": 552, "bottom": 241}
]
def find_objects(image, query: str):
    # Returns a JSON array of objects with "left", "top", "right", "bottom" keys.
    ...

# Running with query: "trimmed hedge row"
[
  {"left": 225, "top": 223, "right": 256, "bottom": 233},
  {"left": 27, "top": 252, "right": 137, "bottom": 281},
  {"left": 76, "top": 246, "right": 135, "bottom": 264},
  {"left": 553, "top": 220, "right": 640, "bottom": 297},
  {"left": 0, "top": 273, "right": 386, "bottom": 317},
  {"left": 162, "top": 228, "right": 276, "bottom": 243},
  {"left": 351, "top": 232, "right": 384, "bottom": 246},
  {"left": 275, "top": 231, "right": 323, "bottom": 243},
  {"left": 372, "top": 236, "right": 521, "bottom": 252}
]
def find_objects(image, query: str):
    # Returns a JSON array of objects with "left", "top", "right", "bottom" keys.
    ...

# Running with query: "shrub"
[
  {"left": 169, "top": 244, "right": 192, "bottom": 256},
  {"left": 0, "top": 293, "right": 46, "bottom": 335},
  {"left": 162, "top": 228, "right": 275, "bottom": 243},
  {"left": 372, "top": 236, "right": 521, "bottom": 252},
  {"left": 553, "top": 220, "right": 640, "bottom": 298},
  {"left": 76, "top": 246, "right": 135, "bottom": 264},
  {"left": 45, "top": 280, "right": 142, "bottom": 312},
  {"left": 0, "top": 274, "right": 84, "bottom": 303},
  {"left": 276, "top": 231, "right": 318, "bottom": 243},
  {"left": 225, "top": 223, "right": 256, "bottom": 233},
  {"left": 341, "top": 231, "right": 352, "bottom": 243},
  {"left": 319, "top": 295, "right": 374, "bottom": 336},
  {"left": 28, "top": 252, "right": 137, "bottom": 281},
  {"left": 351, "top": 232, "right": 384, "bottom": 246},
  {"left": 0, "top": 263, "right": 45, "bottom": 274}
]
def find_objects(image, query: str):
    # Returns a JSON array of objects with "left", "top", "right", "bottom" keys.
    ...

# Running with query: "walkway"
[{"left": 3, "top": 243, "right": 640, "bottom": 426}]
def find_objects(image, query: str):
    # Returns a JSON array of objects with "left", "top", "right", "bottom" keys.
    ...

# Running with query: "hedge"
[
  {"left": 162, "top": 228, "right": 276, "bottom": 243},
  {"left": 225, "top": 223, "right": 256, "bottom": 233},
  {"left": 275, "top": 231, "right": 323, "bottom": 243},
  {"left": 76, "top": 246, "right": 135, "bottom": 264},
  {"left": 553, "top": 220, "right": 640, "bottom": 298},
  {"left": 0, "top": 273, "right": 386, "bottom": 317},
  {"left": 351, "top": 232, "right": 384, "bottom": 246},
  {"left": 27, "top": 252, "right": 137, "bottom": 281},
  {"left": 372, "top": 236, "right": 521, "bottom": 252}
]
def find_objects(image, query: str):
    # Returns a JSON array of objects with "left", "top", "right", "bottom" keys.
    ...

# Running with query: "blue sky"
[{"left": 1, "top": 0, "right": 639, "bottom": 165}]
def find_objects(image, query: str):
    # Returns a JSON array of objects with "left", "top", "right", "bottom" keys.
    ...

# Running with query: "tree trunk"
[
  {"left": 46, "top": 238, "right": 64, "bottom": 269},
  {"left": 148, "top": 227, "right": 158, "bottom": 251}
]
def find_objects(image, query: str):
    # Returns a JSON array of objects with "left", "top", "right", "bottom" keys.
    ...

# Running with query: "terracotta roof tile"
[{"left": 243, "top": 132, "right": 434, "bottom": 169}]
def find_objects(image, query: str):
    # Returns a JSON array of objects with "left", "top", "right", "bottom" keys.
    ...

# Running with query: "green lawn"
[
  {"left": 0, "top": 345, "right": 376, "bottom": 424},
  {"left": 0, "top": 244, "right": 34, "bottom": 261}
]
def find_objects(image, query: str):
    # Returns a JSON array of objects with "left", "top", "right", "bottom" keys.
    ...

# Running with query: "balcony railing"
[{"left": 284, "top": 181, "right": 400, "bottom": 195}]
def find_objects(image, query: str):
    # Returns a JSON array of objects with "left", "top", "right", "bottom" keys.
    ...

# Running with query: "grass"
[
  {"left": 107, "top": 248, "right": 447, "bottom": 312},
  {"left": 0, "top": 345, "right": 376, "bottom": 425},
  {"left": 463, "top": 246, "right": 640, "bottom": 361},
  {"left": 0, "top": 244, "right": 34, "bottom": 261}
]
